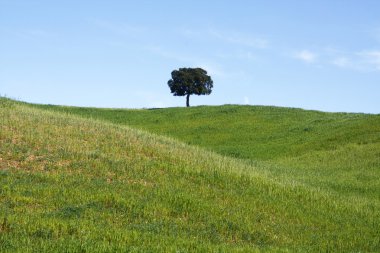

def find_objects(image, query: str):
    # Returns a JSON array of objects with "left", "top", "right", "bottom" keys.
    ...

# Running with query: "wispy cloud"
[
  {"left": 180, "top": 27, "right": 269, "bottom": 49},
  {"left": 329, "top": 50, "right": 380, "bottom": 72},
  {"left": 358, "top": 50, "right": 380, "bottom": 71},
  {"left": 209, "top": 29, "right": 269, "bottom": 49},
  {"left": 216, "top": 50, "right": 255, "bottom": 61},
  {"left": 146, "top": 46, "right": 229, "bottom": 78},
  {"left": 197, "top": 63, "right": 226, "bottom": 78},
  {"left": 1, "top": 27, "right": 53, "bottom": 41},
  {"left": 146, "top": 45, "right": 200, "bottom": 63},
  {"left": 89, "top": 19, "right": 147, "bottom": 38},
  {"left": 180, "top": 28, "right": 201, "bottom": 38},
  {"left": 332, "top": 57, "right": 352, "bottom": 68},
  {"left": 294, "top": 50, "right": 317, "bottom": 63}
]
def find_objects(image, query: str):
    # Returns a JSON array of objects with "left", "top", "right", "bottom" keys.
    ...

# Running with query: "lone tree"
[{"left": 167, "top": 67, "right": 213, "bottom": 107}]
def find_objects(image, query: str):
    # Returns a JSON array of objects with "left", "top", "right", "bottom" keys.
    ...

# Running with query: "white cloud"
[
  {"left": 180, "top": 27, "right": 268, "bottom": 49},
  {"left": 90, "top": 19, "right": 147, "bottom": 38},
  {"left": 209, "top": 29, "right": 269, "bottom": 49},
  {"left": 146, "top": 47, "right": 223, "bottom": 78},
  {"left": 294, "top": 50, "right": 317, "bottom": 63},
  {"left": 197, "top": 62, "right": 227, "bottom": 78},
  {"left": 147, "top": 46, "right": 197, "bottom": 63},
  {"left": 216, "top": 50, "right": 255, "bottom": 61},
  {"left": 328, "top": 50, "right": 380, "bottom": 72},
  {"left": 180, "top": 28, "right": 201, "bottom": 38},
  {"left": 1, "top": 27, "right": 53, "bottom": 41},
  {"left": 358, "top": 50, "right": 380, "bottom": 71},
  {"left": 332, "top": 57, "right": 351, "bottom": 68},
  {"left": 244, "top": 96, "right": 250, "bottom": 105},
  {"left": 146, "top": 46, "right": 238, "bottom": 79}
]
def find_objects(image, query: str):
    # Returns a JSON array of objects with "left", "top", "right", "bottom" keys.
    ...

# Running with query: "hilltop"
[
  {"left": 1, "top": 98, "right": 379, "bottom": 252},
  {"left": 32, "top": 102, "right": 380, "bottom": 202}
]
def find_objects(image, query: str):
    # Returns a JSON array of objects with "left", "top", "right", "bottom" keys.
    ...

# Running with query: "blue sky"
[{"left": 1, "top": 0, "right": 380, "bottom": 113}]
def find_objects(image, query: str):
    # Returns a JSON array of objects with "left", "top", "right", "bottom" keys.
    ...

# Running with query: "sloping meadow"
[
  {"left": 1, "top": 99, "right": 379, "bottom": 252},
  {"left": 34, "top": 103, "right": 380, "bottom": 207}
]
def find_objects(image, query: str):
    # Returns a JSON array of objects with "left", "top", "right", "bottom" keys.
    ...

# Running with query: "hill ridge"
[{"left": 1, "top": 98, "right": 379, "bottom": 252}]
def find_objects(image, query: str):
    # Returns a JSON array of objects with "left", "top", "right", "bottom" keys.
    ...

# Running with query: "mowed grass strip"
[{"left": 1, "top": 98, "right": 379, "bottom": 252}]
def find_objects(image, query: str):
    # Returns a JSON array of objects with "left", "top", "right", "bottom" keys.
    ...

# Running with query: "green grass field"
[
  {"left": 31, "top": 102, "right": 380, "bottom": 202},
  {"left": 1, "top": 97, "right": 380, "bottom": 252}
]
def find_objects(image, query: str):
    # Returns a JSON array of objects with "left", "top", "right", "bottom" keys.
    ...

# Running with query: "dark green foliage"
[{"left": 168, "top": 68, "right": 213, "bottom": 107}]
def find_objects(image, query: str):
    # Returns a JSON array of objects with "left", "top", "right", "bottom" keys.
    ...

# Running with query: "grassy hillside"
[
  {"left": 32, "top": 103, "right": 380, "bottom": 203},
  {"left": 1, "top": 98, "right": 379, "bottom": 252}
]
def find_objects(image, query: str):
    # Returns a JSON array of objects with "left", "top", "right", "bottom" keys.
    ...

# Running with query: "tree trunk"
[{"left": 186, "top": 94, "right": 190, "bottom": 107}]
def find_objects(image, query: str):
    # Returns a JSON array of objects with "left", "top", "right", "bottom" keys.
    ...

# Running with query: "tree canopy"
[{"left": 167, "top": 67, "right": 213, "bottom": 107}]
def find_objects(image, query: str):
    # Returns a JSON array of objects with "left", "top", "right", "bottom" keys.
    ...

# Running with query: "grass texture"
[
  {"left": 33, "top": 103, "right": 380, "bottom": 202},
  {"left": 1, "top": 98, "right": 379, "bottom": 252}
]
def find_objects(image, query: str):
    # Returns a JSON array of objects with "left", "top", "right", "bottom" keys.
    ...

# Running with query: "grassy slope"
[
  {"left": 32, "top": 103, "right": 380, "bottom": 203},
  {"left": 1, "top": 98, "right": 379, "bottom": 252}
]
